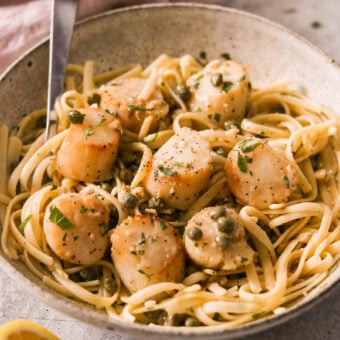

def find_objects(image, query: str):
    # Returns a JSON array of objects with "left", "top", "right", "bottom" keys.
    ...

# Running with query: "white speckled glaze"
[{"left": 0, "top": 3, "right": 340, "bottom": 339}]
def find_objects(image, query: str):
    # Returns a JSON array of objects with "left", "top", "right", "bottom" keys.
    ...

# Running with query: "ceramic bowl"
[{"left": 1, "top": 3, "right": 340, "bottom": 339}]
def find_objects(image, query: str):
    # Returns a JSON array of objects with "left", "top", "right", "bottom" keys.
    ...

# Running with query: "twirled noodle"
[{"left": 1, "top": 54, "right": 340, "bottom": 329}]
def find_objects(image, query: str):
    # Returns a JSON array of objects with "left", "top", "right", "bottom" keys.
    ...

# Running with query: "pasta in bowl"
[{"left": 1, "top": 4, "right": 340, "bottom": 339}]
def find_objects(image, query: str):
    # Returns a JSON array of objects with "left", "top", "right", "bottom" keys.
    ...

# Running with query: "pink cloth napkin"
[{"left": 0, "top": 0, "right": 225, "bottom": 75}]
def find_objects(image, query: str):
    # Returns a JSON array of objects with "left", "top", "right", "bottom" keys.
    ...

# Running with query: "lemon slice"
[{"left": 0, "top": 319, "right": 60, "bottom": 340}]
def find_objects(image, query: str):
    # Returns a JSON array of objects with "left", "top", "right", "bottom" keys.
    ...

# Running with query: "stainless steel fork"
[{"left": 45, "top": 0, "right": 79, "bottom": 141}]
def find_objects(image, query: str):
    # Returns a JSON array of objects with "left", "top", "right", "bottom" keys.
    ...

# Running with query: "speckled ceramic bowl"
[{"left": 1, "top": 3, "right": 340, "bottom": 339}]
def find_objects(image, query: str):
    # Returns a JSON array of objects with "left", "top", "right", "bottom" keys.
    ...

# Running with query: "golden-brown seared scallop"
[
  {"left": 187, "top": 59, "right": 249, "bottom": 127},
  {"left": 110, "top": 215, "right": 184, "bottom": 293},
  {"left": 225, "top": 138, "right": 298, "bottom": 209},
  {"left": 184, "top": 206, "right": 254, "bottom": 270},
  {"left": 56, "top": 107, "right": 121, "bottom": 182},
  {"left": 144, "top": 127, "right": 213, "bottom": 210},
  {"left": 100, "top": 78, "right": 169, "bottom": 133},
  {"left": 43, "top": 192, "right": 110, "bottom": 265}
]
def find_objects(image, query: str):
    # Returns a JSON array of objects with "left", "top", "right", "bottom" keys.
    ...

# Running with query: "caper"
[
  {"left": 148, "top": 196, "right": 165, "bottom": 211},
  {"left": 217, "top": 216, "right": 235, "bottom": 234},
  {"left": 121, "top": 192, "right": 138, "bottom": 209},
  {"left": 224, "top": 119, "right": 240, "bottom": 130},
  {"left": 145, "top": 310, "right": 162, "bottom": 320},
  {"left": 185, "top": 264, "right": 199, "bottom": 276},
  {"left": 210, "top": 72, "right": 223, "bottom": 87},
  {"left": 103, "top": 277, "right": 118, "bottom": 294},
  {"left": 87, "top": 93, "right": 101, "bottom": 105},
  {"left": 168, "top": 313, "right": 188, "bottom": 326},
  {"left": 159, "top": 209, "right": 179, "bottom": 221},
  {"left": 209, "top": 206, "right": 226, "bottom": 220},
  {"left": 213, "top": 147, "right": 227, "bottom": 157},
  {"left": 120, "top": 150, "right": 137, "bottom": 165},
  {"left": 79, "top": 267, "right": 99, "bottom": 281},
  {"left": 187, "top": 226, "right": 203, "bottom": 241},
  {"left": 215, "top": 233, "right": 230, "bottom": 249},
  {"left": 184, "top": 316, "right": 201, "bottom": 327},
  {"left": 175, "top": 85, "right": 191, "bottom": 102},
  {"left": 68, "top": 110, "right": 85, "bottom": 124},
  {"left": 100, "top": 182, "right": 112, "bottom": 192}
]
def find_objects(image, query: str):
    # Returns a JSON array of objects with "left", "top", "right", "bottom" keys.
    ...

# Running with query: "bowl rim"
[{"left": 1, "top": 2, "right": 340, "bottom": 339}]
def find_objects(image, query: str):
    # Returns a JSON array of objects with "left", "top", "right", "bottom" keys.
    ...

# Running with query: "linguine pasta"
[{"left": 1, "top": 54, "right": 340, "bottom": 328}]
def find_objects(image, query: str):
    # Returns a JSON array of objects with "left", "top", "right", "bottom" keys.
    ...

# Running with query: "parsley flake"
[
  {"left": 127, "top": 105, "right": 154, "bottom": 111},
  {"left": 49, "top": 205, "right": 74, "bottom": 230},
  {"left": 158, "top": 165, "right": 178, "bottom": 176},
  {"left": 237, "top": 151, "right": 248, "bottom": 173},
  {"left": 18, "top": 215, "right": 32, "bottom": 233}
]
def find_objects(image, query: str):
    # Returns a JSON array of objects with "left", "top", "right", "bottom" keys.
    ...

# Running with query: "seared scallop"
[
  {"left": 110, "top": 214, "right": 184, "bottom": 293},
  {"left": 225, "top": 138, "right": 298, "bottom": 209},
  {"left": 100, "top": 78, "right": 169, "bottom": 133},
  {"left": 56, "top": 107, "right": 121, "bottom": 182},
  {"left": 144, "top": 127, "right": 213, "bottom": 210},
  {"left": 184, "top": 206, "right": 254, "bottom": 270},
  {"left": 43, "top": 192, "right": 110, "bottom": 265},
  {"left": 187, "top": 59, "right": 249, "bottom": 127}
]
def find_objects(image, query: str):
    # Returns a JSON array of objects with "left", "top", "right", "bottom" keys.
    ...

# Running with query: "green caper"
[
  {"left": 144, "top": 310, "right": 165, "bottom": 324},
  {"left": 148, "top": 196, "right": 165, "bottom": 211},
  {"left": 68, "top": 110, "right": 85, "bottom": 124},
  {"left": 210, "top": 72, "right": 223, "bottom": 87},
  {"left": 224, "top": 119, "right": 240, "bottom": 130},
  {"left": 217, "top": 216, "right": 235, "bottom": 234},
  {"left": 120, "top": 150, "right": 137, "bottom": 165},
  {"left": 100, "top": 182, "right": 112, "bottom": 192},
  {"left": 213, "top": 147, "right": 227, "bottom": 157},
  {"left": 168, "top": 313, "right": 188, "bottom": 326},
  {"left": 87, "top": 93, "right": 101, "bottom": 105},
  {"left": 79, "top": 267, "right": 99, "bottom": 281},
  {"left": 209, "top": 206, "right": 226, "bottom": 220},
  {"left": 184, "top": 316, "right": 201, "bottom": 327},
  {"left": 185, "top": 264, "right": 199, "bottom": 276},
  {"left": 215, "top": 233, "right": 230, "bottom": 249},
  {"left": 103, "top": 277, "right": 118, "bottom": 294},
  {"left": 187, "top": 226, "right": 203, "bottom": 241},
  {"left": 175, "top": 85, "right": 191, "bottom": 102},
  {"left": 121, "top": 192, "right": 138, "bottom": 209}
]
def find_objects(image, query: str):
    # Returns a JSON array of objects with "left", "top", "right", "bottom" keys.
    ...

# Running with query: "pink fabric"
[{"left": 0, "top": 0, "right": 225, "bottom": 75}]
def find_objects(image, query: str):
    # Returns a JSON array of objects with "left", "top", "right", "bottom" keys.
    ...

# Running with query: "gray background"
[{"left": 1, "top": 0, "right": 340, "bottom": 339}]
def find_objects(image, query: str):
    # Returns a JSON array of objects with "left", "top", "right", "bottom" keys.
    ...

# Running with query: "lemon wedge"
[{"left": 0, "top": 319, "right": 60, "bottom": 340}]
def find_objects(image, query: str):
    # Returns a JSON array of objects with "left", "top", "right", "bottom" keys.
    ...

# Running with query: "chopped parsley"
[
  {"left": 158, "top": 165, "right": 178, "bottom": 176},
  {"left": 137, "top": 269, "right": 153, "bottom": 279},
  {"left": 239, "top": 140, "right": 261, "bottom": 153},
  {"left": 49, "top": 205, "right": 74, "bottom": 230},
  {"left": 252, "top": 311, "right": 265, "bottom": 319},
  {"left": 283, "top": 175, "right": 291, "bottom": 188},
  {"left": 85, "top": 126, "right": 94, "bottom": 136},
  {"left": 97, "top": 118, "right": 107, "bottom": 127},
  {"left": 80, "top": 206, "right": 88, "bottom": 214},
  {"left": 221, "top": 81, "right": 234, "bottom": 93},
  {"left": 237, "top": 151, "right": 248, "bottom": 173},
  {"left": 127, "top": 105, "right": 154, "bottom": 111},
  {"left": 105, "top": 109, "right": 116, "bottom": 116},
  {"left": 214, "top": 113, "right": 221, "bottom": 122},
  {"left": 18, "top": 215, "right": 32, "bottom": 233},
  {"left": 139, "top": 232, "right": 146, "bottom": 245}
]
